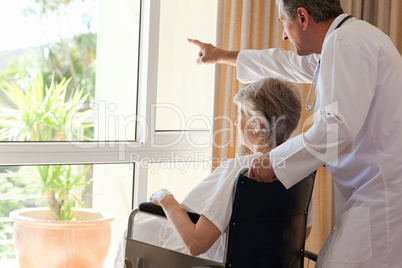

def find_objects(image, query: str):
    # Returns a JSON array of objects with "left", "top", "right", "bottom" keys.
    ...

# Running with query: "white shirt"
[
  {"left": 128, "top": 153, "right": 263, "bottom": 263},
  {"left": 237, "top": 14, "right": 402, "bottom": 267},
  {"left": 118, "top": 153, "right": 313, "bottom": 264}
]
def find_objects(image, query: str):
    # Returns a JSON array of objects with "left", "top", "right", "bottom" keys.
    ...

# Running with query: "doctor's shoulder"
[{"left": 331, "top": 18, "right": 393, "bottom": 55}]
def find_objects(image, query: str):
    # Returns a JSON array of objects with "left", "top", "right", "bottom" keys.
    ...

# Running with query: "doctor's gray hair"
[
  {"left": 276, "top": 0, "right": 344, "bottom": 23},
  {"left": 233, "top": 78, "right": 301, "bottom": 147}
]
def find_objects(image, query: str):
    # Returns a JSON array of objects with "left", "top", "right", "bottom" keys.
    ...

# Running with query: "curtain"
[{"left": 212, "top": 0, "right": 402, "bottom": 260}]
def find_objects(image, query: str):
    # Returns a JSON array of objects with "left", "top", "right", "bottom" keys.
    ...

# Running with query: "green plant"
[
  {"left": 0, "top": 71, "right": 94, "bottom": 220},
  {"left": 21, "top": 165, "right": 91, "bottom": 221},
  {"left": 0, "top": 71, "right": 93, "bottom": 141}
]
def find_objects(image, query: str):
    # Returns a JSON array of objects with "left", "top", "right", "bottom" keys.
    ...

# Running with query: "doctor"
[{"left": 189, "top": 0, "right": 402, "bottom": 267}]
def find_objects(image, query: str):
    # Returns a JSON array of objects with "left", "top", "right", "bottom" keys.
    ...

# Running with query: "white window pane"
[
  {"left": 94, "top": 0, "right": 140, "bottom": 141},
  {"left": 155, "top": 0, "right": 217, "bottom": 131}
]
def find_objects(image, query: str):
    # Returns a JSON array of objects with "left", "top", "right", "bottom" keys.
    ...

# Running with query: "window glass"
[
  {"left": 0, "top": 0, "right": 141, "bottom": 142},
  {"left": 155, "top": 0, "right": 217, "bottom": 131},
  {"left": 0, "top": 0, "right": 98, "bottom": 142},
  {"left": 0, "top": 163, "right": 133, "bottom": 268},
  {"left": 94, "top": 0, "right": 140, "bottom": 141}
]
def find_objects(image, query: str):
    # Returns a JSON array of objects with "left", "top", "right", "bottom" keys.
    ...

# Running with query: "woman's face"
[{"left": 235, "top": 106, "right": 257, "bottom": 151}]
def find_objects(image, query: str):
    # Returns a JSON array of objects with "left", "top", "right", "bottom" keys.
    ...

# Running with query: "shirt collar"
[{"left": 322, "top": 14, "right": 354, "bottom": 50}]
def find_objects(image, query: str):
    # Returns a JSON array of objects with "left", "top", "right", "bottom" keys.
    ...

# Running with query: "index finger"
[{"left": 187, "top": 38, "right": 204, "bottom": 47}]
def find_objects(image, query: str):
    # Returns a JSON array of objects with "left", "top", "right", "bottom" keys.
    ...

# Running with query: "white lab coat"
[{"left": 237, "top": 14, "right": 402, "bottom": 267}]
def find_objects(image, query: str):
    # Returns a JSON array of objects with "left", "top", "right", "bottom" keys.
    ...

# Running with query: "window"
[
  {"left": 155, "top": 0, "right": 216, "bottom": 131},
  {"left": 0, "top": 0, "right": 217, "bottom": 267}
]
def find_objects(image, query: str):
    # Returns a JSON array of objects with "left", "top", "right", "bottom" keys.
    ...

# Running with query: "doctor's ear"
[{"left": 296, "top": 7, "right": 310, "bottom": 30}]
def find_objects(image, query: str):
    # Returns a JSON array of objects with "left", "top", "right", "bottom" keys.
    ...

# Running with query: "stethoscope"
[
  {"left": 306, "top": 60, "right": 320, "bottom": 111},
  {"left": 305, "top": 15, "right": 353, "bottom": 111}
]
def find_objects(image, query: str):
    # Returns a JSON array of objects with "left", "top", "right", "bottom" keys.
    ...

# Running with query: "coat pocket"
[{"left": 329, "top": 207, "right": 372, "bottom": 264}]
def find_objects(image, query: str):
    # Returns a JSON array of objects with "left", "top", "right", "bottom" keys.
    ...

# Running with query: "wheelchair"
[{"left": 124, "top": 168, "right": 317, "bottom": 268}]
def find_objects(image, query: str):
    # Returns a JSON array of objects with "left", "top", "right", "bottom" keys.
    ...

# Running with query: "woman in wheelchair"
[{"left": 116, "top": 77, "right": 311, "bottom": 264}]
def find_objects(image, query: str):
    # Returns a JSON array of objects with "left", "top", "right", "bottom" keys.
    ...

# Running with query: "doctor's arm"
[
  {"left": 150, "top": 189, "right": 221, "bottom": 256},
  {"left": 187, "top": 38, "right": 239, "bottom": 66},
  {"left": 236, "top": 49, "right": 318, "bottom": 84},
  {"left": 187, "top": 38, "right": 318, "bottom": 84}
]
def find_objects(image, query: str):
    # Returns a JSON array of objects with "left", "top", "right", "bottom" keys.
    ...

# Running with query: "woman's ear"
[{"left": 252, "top": 118, "right": 264, "bottom": 134}]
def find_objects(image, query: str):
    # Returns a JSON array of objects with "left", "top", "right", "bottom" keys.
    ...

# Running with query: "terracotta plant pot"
[{"left": 10, "top": 207, "right": 114, "bottom": 268}]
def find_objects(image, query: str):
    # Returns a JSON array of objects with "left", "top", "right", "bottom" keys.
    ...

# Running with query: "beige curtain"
[{"left": 212, "top": 0, "right": 402, "bottom": 260}]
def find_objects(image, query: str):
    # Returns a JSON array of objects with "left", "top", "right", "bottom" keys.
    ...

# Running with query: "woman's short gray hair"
[
  {"left": 233, "top": 78, "right": 301, "bottom": 147},
  {"left": 276, "top": 0, "right": 344, "bottom": 23}
]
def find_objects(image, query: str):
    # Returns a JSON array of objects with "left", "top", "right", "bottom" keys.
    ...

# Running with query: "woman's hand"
[
  {"left": 150, "top": 188, "right": 221, "bottom": 256},
  {"left": 150, "top": 189, "right": 173, "bottom": 206}
]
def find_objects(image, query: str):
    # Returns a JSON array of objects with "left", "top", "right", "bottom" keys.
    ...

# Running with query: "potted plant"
[{"left": 0, "top": 72, "right": 113, "bottom": 268}]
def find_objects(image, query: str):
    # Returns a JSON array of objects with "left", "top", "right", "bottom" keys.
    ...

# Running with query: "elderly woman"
[{"left": 115, "top": 77, "right": 309, "bottom": 265}]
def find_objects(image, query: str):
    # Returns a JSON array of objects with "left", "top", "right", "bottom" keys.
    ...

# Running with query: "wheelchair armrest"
[
  {"left": 138, "top": 202, "right": 166, "bottom": 217},
  {"left": 139, "top": 202, "right": 200, "bottom": 224}
]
